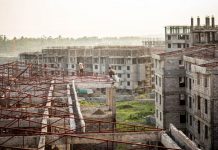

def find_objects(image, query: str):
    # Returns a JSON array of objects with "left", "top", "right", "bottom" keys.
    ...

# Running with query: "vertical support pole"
[
  {"left": 107, "top": 88, "right": 113, "bottom": 111},
  {"left": 1, "top": 73, "right": 3, "bottom": 88},
  {"left": 23, "top": 136, "right": 24, "bottom": 148},
  {"left": 29, "top": 95, "right": 32, "bottom": 105},
  {"left": 106, "top": 88, "right": 109, "bottom": 107},
  {"left": 7, "top": 66, "right": 9, "bottom": 85},
  {"left": 34, "top": 86, "right": 36, "bottom": 96},
  {"left": 199, "top": 33, "right": 201, "bottom": 43},
  {"left": 64, "top": 117, "right": 66, "bottom": 133},
  {"left": 111, "top": 87, "right": 116, "bottom": 150},
  {"left": 111, "top": 87, "right": 116, "bottom": 123},
  {"left": 65, "top": 136, "right": 68, "bottom": 150}
]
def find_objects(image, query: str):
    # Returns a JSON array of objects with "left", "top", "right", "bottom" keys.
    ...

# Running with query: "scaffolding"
[{"left": 0, "top": 61, "right": 178, "bottom": 150}]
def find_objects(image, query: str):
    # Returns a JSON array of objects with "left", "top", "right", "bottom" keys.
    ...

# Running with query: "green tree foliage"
[{"left": 0, "top": 35, "right": 145, "bottom": 56}]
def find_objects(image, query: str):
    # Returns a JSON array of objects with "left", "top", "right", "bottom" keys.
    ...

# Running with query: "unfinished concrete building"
[
  {"left": 20, "top": 46, "right": 163, "bottom": 92},
  {"left": 152, "top": 45, "right": 218, "bottom": 150},
  {"left": 191, "top": 16, "right": 218, "bottom": 45},
  {"left": 142, "top": 37, "right": 165, "bottom": 49},
  {"left": 165, "top": 16, "right": 218, "bottom": 51},
  {"left": 165, "top": 26, "right": 191, "bottom": 51},
  {"left": 0, "top": 60, "right": 190, "bottom": 149}
]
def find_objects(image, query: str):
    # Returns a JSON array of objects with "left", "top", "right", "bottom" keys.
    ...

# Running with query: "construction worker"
[
  {"left": 79, "top": 63, "right": 84, "bottom": 76},
  {"left": 108, "top": 67, "right": 116, "bottom": 84},
  {"left": 108, "top": 67, "right": 115, "bottom": 77}
]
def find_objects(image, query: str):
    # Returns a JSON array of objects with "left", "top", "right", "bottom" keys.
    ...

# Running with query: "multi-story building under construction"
[
  {"left": 0, "top": 60, "right": 200, "bottom": 150},
  {"left": 153, "top": 45, "right": 218, "bottom": 150},
  {"left": 165, "top": 16, "right": 218, "bottom": 51},
  {"left": 20, "top": 46, "right": 163, "bottom": 92}
]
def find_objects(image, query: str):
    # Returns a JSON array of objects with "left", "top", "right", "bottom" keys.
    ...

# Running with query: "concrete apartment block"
[
  {"left": 153, "top": 46, "right": 218, "bottom": 150},
  {"left": 165, "top": 16, "right": 218, "bottom": 52},
  {"left": 153, "top": 49, "right": 187, "bottom": 131},
  {"left": 165, "top": 26, "right": 191, "bottom": 51},
  {"left": 19, "top": 46, "right": 163, "bottom": 91}
]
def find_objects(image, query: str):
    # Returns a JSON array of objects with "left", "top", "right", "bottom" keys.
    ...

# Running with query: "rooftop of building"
[
  {"left": 199, "top": 61, "right": 218, "bottom": 68},
  {"left": 155, "top": 44, "right": 218, "bottom": 68},
  {"left": 165, "top": 25, "right": 190, "bottom": 28},
  {"left": 157, "top": 46, "right": 204, "bottom": 57},
  {"left": 184, "top": 47, "right": 217, "bottom": 61},
  {"left": 19, "top": 46, "right": 165, "bottom": 58},
  {"left": 19, "top": 51, "right": 41, "bottom": 55},
  {"left": 156, "top": 45, "right": 216, "bottom": 57},
  {"left": 42, "top": 45, "right": 149, "bottom": 50}
]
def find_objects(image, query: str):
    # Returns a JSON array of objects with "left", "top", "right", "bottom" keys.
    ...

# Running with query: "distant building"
[
  {"left": 142, "top": 37, "right": 165, "bottom": 49},
  {"left": 20, "top": 46, "right": 163, "bottom": 91},
  {"left": 191, "top": 16, "right": 218, "bottom": 46},
  {"left": 165, "top": 16, "right": 218, "bottom": 51},
  {"left": 165, "top": 26, "right": 191, "bottom": 51}
]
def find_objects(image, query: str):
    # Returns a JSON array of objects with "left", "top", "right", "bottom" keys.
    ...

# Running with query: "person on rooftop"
[
  {"left": 109, "top": 66, "right": 119, "bottom": 84},
  {"left": 79, "top": 62, "right": 84, "bottom": 76}
]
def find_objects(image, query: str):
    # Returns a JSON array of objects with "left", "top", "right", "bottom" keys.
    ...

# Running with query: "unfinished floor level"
[{"left": 0, "top": 61, "right": 183, "bottom": 150}]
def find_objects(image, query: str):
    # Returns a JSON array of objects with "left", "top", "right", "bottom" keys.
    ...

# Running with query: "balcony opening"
[{"left": 179, "top": 77, "right": 185, "bottom": 87}]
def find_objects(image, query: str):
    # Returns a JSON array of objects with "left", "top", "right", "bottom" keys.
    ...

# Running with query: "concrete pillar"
[
  {"left": 197, "top": 16, "right": 200, "bottom": 27},
  {"left": 199, "top": 33, "right": 201, "bottom": 43},
  {"left": 191, "top": 17, "right": 194, "bottom": 29},
  {"left": 70, "top": 144, "right": 73, "bottom": 150},
  {"left": 212, "top": 16, "right": 215, "bottom": 28},
  {"left": 212, "top": 32, "right": 215, "bottom": 42},
  {"left": 106, "top": 87, "right": 113, "bottom": 111},
  {"left": 206, "top": 16, "right": 210, "bottom": 28},
  {"left": 111, "top": 87, "right": 116, "bottom": 122},
  {"left": 207, "top": 32, "right": 210, "bottom": 43},
  {"left": 106, "top": 88, "right": 109, "bottom": 106}
]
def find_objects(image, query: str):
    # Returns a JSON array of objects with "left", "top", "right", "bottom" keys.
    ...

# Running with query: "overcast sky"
[{"left": 0, "top": 0, "right": 218, "bottom": 39}]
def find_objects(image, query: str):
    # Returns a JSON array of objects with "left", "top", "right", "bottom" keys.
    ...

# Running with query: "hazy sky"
[{"left": 0, "top": 0, "right": 218, "bottom": 38}]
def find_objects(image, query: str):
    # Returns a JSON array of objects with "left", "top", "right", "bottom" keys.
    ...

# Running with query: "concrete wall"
[
  {"left": 164, "top": 77, "right": 183, "bottom": 92},
  {"left": 0, "top": 136, "right": 39, "bottom": 148},
  {"left": 0, "top": 119, "right": 42, "bottom": 128},
  {"left": 169, "top": 124, "right": 200, "bottom": 150},
  {"left": 165, "top": 113, "right": 186, "bottom": 130},
  {"left": 165, "top": 94, "right": 185, "bottom": 111},
  {"left": 156, "top": 56, "right": 186, "bottom": 130},
  {"left": 46, "top": 132, "right": 159, "bottom": 145},
  {"left": 164, "top": 57, "right": 182, "bottom": 70},
  {"left": 212, "top": 74, "right": 218, "bottom": 98},
  {"left": 212, "top": 99, "right": 218, "bottom": 150},
  {"left": 160, "top": 131, "right": 181, "bottom": 149}
]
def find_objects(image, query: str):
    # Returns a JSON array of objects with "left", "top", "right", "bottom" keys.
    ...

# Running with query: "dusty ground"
[{"left": 81, "top": 105, "right": 112, "bottom": 119}]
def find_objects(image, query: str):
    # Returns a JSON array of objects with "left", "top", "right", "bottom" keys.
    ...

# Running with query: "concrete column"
[
  {"left": 106, "top": 87, "right": 113, "bottom": 111},
  {"left": 191, "top": 17, "right": 194, "bottom": 30},
  {"left": 111, "top": 87, "right": 116, "bottom": 122},
  {"left": 212, "top": 32, "right": 215, "bottom": 42},
  {"left": 212, "top": 16, "right": 215, "bottom": 28},
  {"left": 199, "top": 33, "right": 201, "bottom": 43},
  {"left": 207, "top": 32, "right": 210, "bottom": 43},
  {"left": 197, "top": 16, "right": 200, "bottom": 27},
  {"left": 106, "top": 88, "right": 111, "bottom": 108}
]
